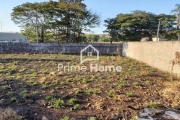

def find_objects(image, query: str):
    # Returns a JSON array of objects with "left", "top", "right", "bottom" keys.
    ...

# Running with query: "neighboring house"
[{"left": 0, "top": 32, "right": 28, "bottom": 43}]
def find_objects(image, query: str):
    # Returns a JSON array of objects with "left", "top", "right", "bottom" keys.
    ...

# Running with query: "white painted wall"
[{"left": 152, "top": 37, "right": 167, "bottom": 41}]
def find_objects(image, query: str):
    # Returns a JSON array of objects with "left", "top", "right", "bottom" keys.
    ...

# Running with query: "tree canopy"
[
  {"left": 104, "top": 10, "right": 177, "bottom": 41},
  {"left": 11, "top": 1, "right": 180, "bottom": 42},
  {"left": 171, "top": 4, "right": 180, "bottom": 40},
  {"left": 11, "top": 0, "right": 100, "bottom": 43}
]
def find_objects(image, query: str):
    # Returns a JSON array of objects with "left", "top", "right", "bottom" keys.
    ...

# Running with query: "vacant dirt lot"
[{"left": 0, "top": 54, "right": 179, "bottom": 120}]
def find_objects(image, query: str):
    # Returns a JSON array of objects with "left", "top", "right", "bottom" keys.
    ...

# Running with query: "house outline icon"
[{"left": 80, "top": 44, "right": 99, "bottom": 64}]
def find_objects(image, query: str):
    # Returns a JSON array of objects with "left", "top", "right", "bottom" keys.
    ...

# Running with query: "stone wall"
[{"left": 0, "top": 43, "right": 123, "bottom": 55}]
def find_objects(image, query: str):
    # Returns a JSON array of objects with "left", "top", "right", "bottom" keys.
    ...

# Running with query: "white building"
[
  {"left": 152, "top": 37, "right": 167, "bottom": 41},
  {"left": 0, "top": 32, "right": 28, "bottom": 43}
]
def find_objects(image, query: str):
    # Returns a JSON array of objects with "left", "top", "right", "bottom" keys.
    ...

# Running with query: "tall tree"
[
  {"left": 55, "top": 0, "right": 100, "bottom": 42},
  {"left": 11, "top": 1, "right": 100, "bottom": 43},
  {"left": 171, "top": 4, "right": 180, "bottom": 40},
  {"left": 103, "top": 18, "right": 118, "bottom": 43},
  {"left": 104, "top": 10, "right": 176, "bottom": 41},
  {"left": 11, "top": 2, "right": 54, "bottom": 42}
]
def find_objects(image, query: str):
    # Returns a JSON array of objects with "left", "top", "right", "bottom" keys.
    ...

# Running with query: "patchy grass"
[{"left": 0, "top": 53, "right": 176, "bottom": 119}]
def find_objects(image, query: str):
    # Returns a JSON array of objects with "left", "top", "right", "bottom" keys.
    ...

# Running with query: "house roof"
[{"left": 0, "top": 32, "right": 27, "bottom": 39}]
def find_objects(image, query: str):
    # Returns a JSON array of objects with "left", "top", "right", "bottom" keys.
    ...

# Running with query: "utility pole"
[{"left": 156, "top": 21, "right": 161, "bottom": 41}]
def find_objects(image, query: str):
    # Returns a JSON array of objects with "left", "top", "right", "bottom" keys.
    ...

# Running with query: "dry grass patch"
[
  {"left": 162, "top": 81, "right": 180, "bottom": 107},
  {"left": 0, "top": 107, "right": 22, "bottom": 120}
]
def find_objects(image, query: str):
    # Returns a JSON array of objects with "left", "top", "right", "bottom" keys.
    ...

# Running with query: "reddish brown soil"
[{"left": 0, "top": 54, "right": 178, "bottom": 120}]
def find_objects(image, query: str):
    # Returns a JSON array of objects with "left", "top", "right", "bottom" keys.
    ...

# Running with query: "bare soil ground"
[{"left": 0, "top": 54, "right": 179, "bottom": 120}]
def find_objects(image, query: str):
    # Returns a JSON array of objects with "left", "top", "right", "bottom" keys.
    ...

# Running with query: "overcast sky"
[{"left": 0, "top": 0, "right": 179, "bottom": 34}]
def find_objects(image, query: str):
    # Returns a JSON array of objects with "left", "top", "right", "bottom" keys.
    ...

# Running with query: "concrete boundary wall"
[
  {"left": 0, "top": 43, "right": 123, "bottom": 55},
  {"left": 0, "top": 42, "right": 179, "bottom": 77},
  {"left": 122, "top": 41, "right": 180, "bottom": 77}
]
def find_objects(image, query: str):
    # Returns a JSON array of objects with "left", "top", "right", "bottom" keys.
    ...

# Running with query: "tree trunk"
[
  {"left": 178, "top": 25, "right": 180, "bottom": 41},
  {"left": 110, "top": 39, "right": 112, "bottom": 44},
  {"left": 40, "top": 26, "right": 44, "bottom": 43},
  {"left": 77, "top": 32, "right": 81, "bottom": 43},
  {"left": 36, "top": 26, "right": 39, "bottom": 43},
  {"left": 66, "top": 28, "right": 69, "bottom": 43},
  {"left": 57, "top": 31, "right": 60, "bottom": 43}
]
